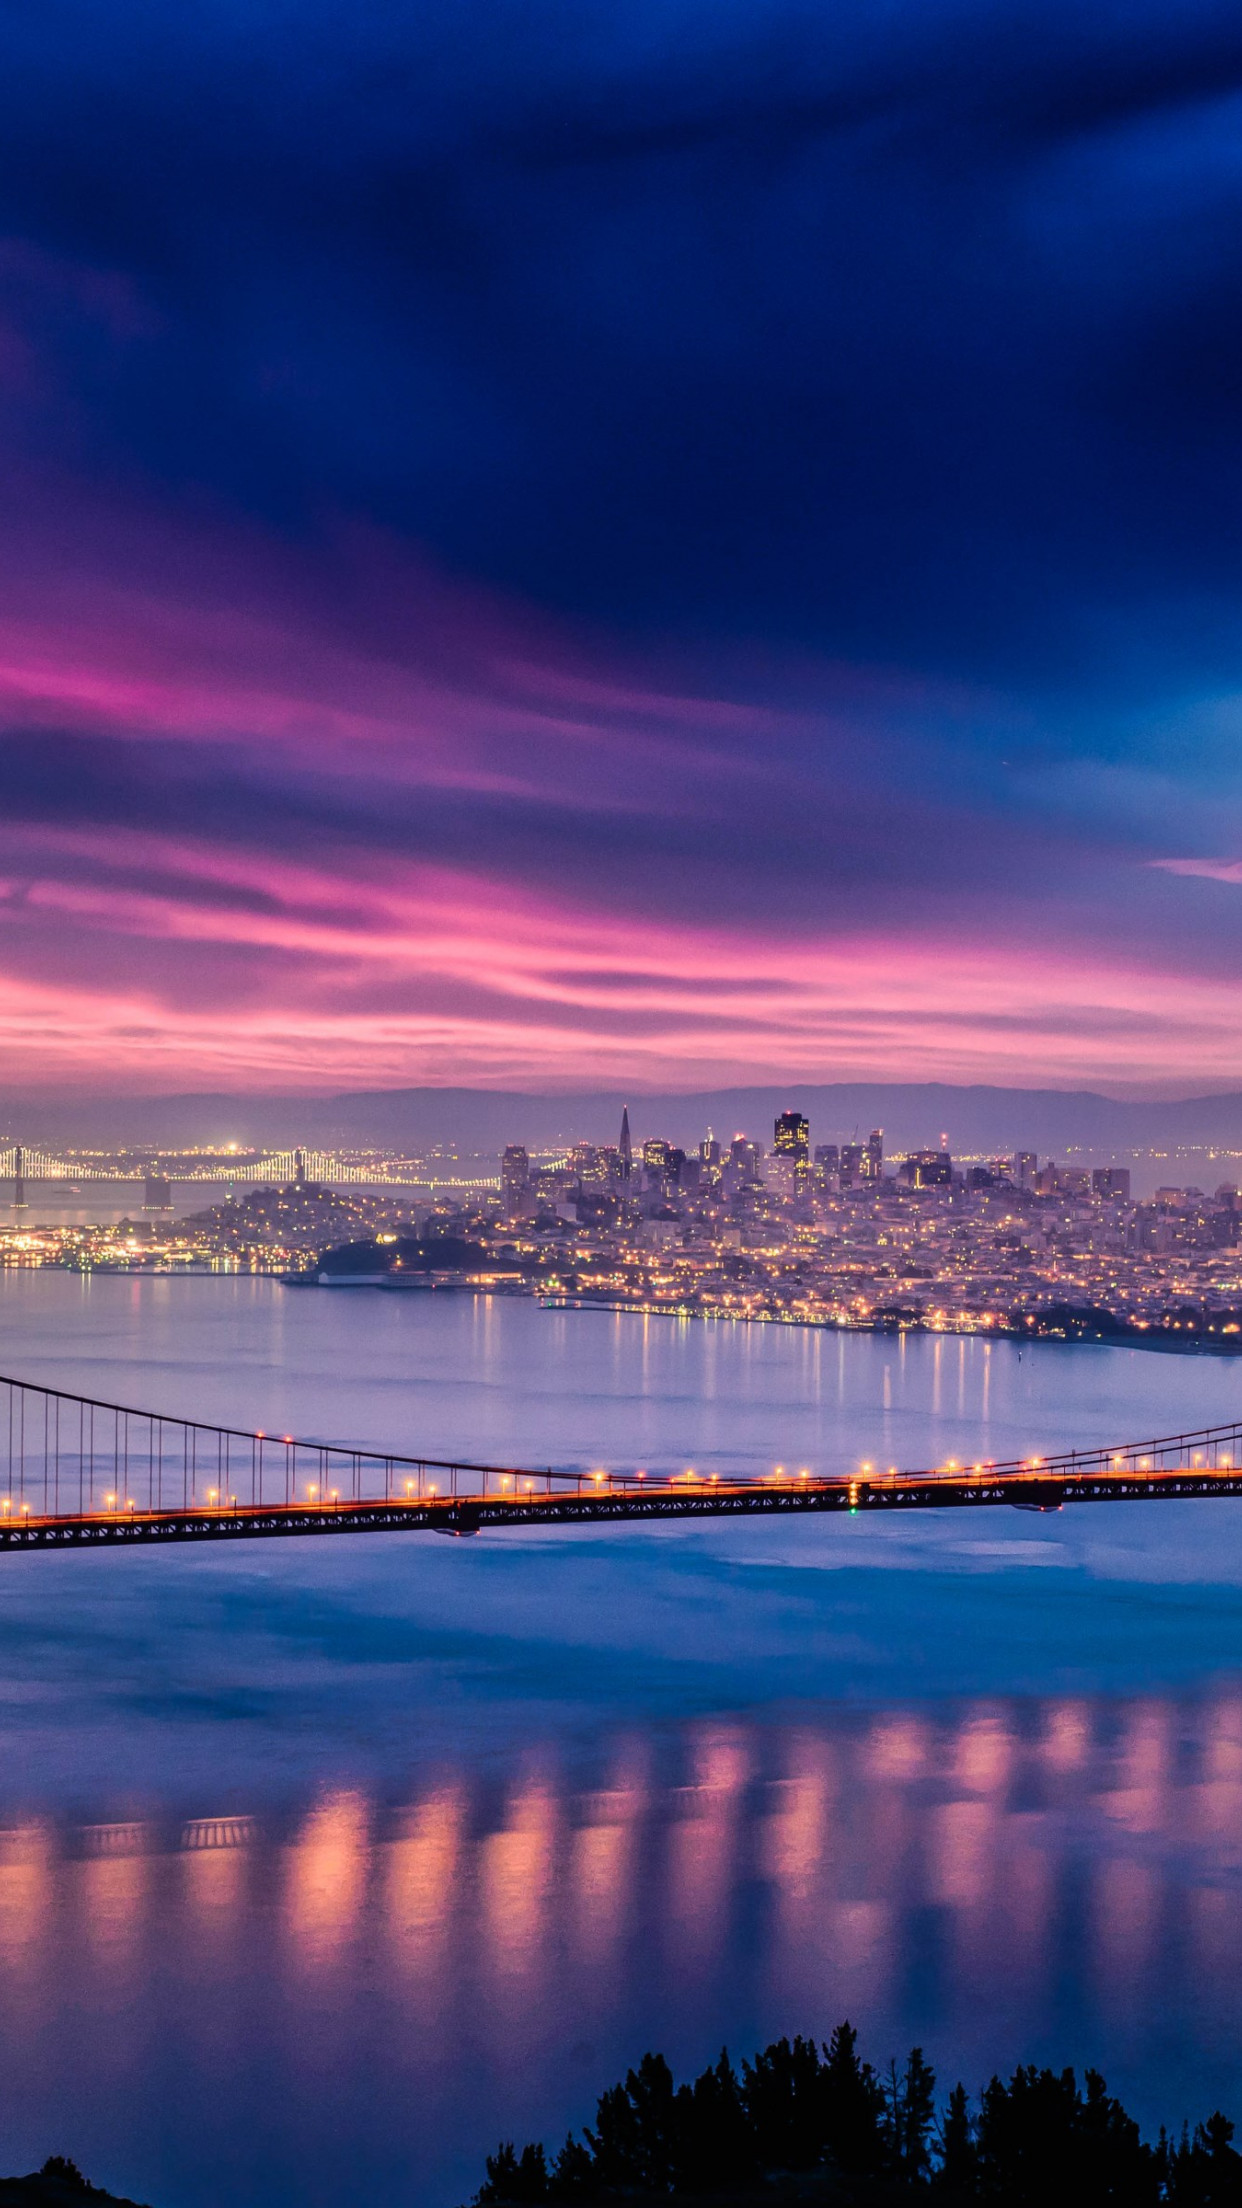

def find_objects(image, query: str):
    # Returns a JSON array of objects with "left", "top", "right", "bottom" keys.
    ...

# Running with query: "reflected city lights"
[{"left": 0, "top": 1694, "right": 1236, "bottom": 2198}]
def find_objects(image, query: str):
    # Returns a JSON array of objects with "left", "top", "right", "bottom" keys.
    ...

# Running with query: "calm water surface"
[{"left": 0, "top": 1274, "right": 1240, "bottom": 2206}]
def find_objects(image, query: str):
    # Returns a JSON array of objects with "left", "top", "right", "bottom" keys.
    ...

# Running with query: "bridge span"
[{"left": 0, "top": 1369, "right": 1241, "bottom": 1548}]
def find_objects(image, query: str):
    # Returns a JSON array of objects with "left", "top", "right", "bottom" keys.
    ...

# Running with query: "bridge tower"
[{"left": 12, "top": 1145, "right": 26, "bottom": 1212}]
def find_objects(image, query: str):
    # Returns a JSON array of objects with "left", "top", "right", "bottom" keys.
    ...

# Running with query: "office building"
[
  {"left": 1092, "top": 1167, "right": 1131, "bottom": 1201},
  {"left": 729, "top": 1136, "right": 763, "bottom": 1182},
  {"left": 643, "top": 1138, "right": 675, "bottom": 1191},
  {"left": 902, "top": 1149, "right": 952, "bottom": 1188},
  {"left": 501, "top": 1145, "right": 530, "bottom": 1210},
  {"left": 773, "top": 1111, "right": 810, "bottom": 1167}
]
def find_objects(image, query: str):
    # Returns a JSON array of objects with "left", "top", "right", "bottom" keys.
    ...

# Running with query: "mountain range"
[{"left": 6, "top": 1084, "right": 1242, "bottom": 1158}]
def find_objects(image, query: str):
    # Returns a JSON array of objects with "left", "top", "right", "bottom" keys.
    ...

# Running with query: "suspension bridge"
[
  {"left": 0, "top": 1371, "right": 1240, "bottom": 1547},
  {"left": 0, "top": 1144, "right": 500, "bottom": 1189}
]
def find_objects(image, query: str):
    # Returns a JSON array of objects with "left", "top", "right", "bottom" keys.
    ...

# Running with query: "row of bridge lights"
[
  {"left": 282, "top": 1446, "right": 1242, "bottom": 1505},
  {"left": 1, "top": 1441, "right": 1236, "bottom": 1524}
]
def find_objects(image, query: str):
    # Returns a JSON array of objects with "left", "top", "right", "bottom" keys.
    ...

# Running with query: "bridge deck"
[{"left": 0, "top": 1464, "right": 1239, "bottom": 1545}]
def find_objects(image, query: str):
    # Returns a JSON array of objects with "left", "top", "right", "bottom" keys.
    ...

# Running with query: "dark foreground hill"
[{"left": 0, "top": 2162, "right": 149, "bottom": 2208}]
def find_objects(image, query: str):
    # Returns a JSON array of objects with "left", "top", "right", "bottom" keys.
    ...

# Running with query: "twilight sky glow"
[{"left": 4, "top": 0, "right": 1242, "bottom": 1094}]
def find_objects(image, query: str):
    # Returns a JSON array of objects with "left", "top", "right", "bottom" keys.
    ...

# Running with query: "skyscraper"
[
  {"left": 813, "top": 1142, "right": 840, "bottom": 1191},
  {"left": 865, "top": 1127, "right": 884, "bottom": 1181},
  {"left": 501, "top": 1144, "right": 530, "bottom": 1211},
  {"left": 773, "top": 1111, "right": 810, "bottom": 1166},
  {"left": 619, "top": 1107, "right": 633, "bottom": 1182},
  {"left": 729, "top": 1135, "right": 763, "bottom": 1182},
  {"left": 642, "top": 1138, "right": 675, "bottom": 1191}
]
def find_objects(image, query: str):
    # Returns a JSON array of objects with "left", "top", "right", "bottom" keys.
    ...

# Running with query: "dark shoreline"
[{"left": 537, "top": 1294, "right": 1242, "bottom": 1357}]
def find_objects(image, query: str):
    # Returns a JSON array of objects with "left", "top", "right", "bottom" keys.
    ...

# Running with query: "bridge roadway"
[
  {"left": 1, "top": 1462, "right": 1242, "bottom": 1546},
  {"left": 3, "top": 1366, "right": 1242, "bottom": 1546}
]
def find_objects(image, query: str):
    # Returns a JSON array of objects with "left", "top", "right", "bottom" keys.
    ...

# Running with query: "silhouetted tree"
[
  {"left": 739, "top": 2034, "right": 826, "bottom": 2171},
  {"left": 470, "top": 2025, "right": 1242, "bottom": 2207},
  {"left": 821, "top": 2021, "right": 888, "bottom": 2175},
  {"left": 586, "top": 2051, "right": 680, "bottom": 2192},
  {"left": 937, "top": 2081, "right": 977, "bottom": 2197},
  {"left": 1164, "top": 2110, "right": 1242, "bottom": 2205},
  {"left": 547, "top": 2134, "right": 595, "bottom": 2202},
  {"left": 886, "top": 2047, "right": 937, "bottom": 2182},
  {"left": 974, "top": 2064, "right": 1156, "bottom": 2205},
  {"left": 476, "top": 2141, "right": 549, "bottom": 2204},
  {"left": 39, "top": 2162, "right": 91, "bottom": 2194},
  {"left": 672, "top": 2050, "right": 759, "bottom": 2194}
]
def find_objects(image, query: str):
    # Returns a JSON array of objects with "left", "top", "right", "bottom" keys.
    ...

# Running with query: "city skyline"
[{"left": 2, "top": 4, "right": 1242, "bottom": 1094}]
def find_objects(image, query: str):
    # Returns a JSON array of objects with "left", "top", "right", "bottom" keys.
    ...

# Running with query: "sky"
[{"left": 3, "top": 0, "right": 1242, "bottom": 1096}]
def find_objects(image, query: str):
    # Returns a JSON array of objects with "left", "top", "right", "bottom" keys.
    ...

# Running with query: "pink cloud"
[
  {"left": 0, "top": 495, "right": 1239, "bottom": 1095},
  {"left": 0, "top": 823, "right": 1236, "bottom": 1092},
  {"left": 1153, "top": 857, "right": 1242, "bottom": 884}
]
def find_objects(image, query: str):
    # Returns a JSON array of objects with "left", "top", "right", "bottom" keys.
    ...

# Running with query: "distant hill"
[
  {"left": 6, "top": 1082, "right": 1242, "bottom": 1157},
  {"left": 315, "top": 1235, "right": 489, "bottom": 1277}
]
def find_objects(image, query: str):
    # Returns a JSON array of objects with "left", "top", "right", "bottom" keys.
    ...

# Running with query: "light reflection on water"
[{"left": 0, "top": 1694, "right": 1238, "bottom": 2206}]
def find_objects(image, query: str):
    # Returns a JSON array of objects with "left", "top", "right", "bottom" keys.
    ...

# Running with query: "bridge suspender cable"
[{"left": 0, "top": 1370, "right": 1238, "bottom": 1546}]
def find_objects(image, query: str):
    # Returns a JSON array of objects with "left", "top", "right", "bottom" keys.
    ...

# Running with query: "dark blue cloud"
[{"left": 2, "top": 0, "right": 1241, "bottom": 697}]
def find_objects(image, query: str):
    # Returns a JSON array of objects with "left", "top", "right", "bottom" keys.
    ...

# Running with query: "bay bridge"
[
  {"left": 0, "top": 1370, "right": 1241, "bottom": 1547},
  {"left": 0, "top": 1144, "right": 500, "bottom": 1190}
]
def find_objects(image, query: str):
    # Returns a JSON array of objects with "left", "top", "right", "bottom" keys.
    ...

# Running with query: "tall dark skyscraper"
[
  {"left": 619, "top": 1107, "right": 633, "bottom": 1181},
  {"left": 773, "top": 1111, "right": 810, "bottom": 1166},
  {"left": 864, "top": 1128, "right": 884, "bottom": 1181}
]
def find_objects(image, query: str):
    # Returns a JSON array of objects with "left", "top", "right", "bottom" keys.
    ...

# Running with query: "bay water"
[{"left": 0, "top": 1273, "right": 1240, "bottom": 2205}]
